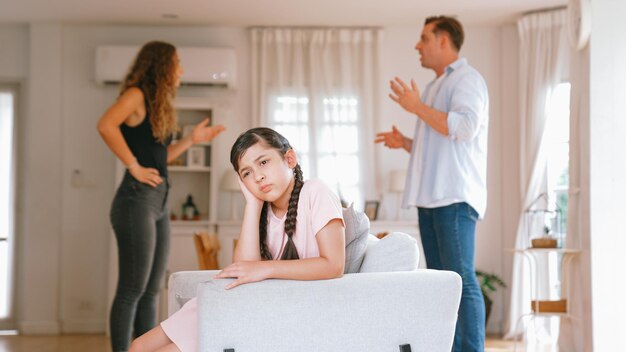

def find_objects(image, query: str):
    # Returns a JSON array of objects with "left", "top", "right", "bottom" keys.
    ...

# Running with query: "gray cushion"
[
  {"left": 359, "top": 232, "right": 419, "bottom": 273},
  {"left": 342, "top": 204, "right": 370, "bottom": 273}
]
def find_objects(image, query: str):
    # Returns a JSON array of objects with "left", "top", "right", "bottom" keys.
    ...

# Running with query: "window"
[
  {"left": 545, "top": 82, "right": 571, "bottom": 232},
  {"left": 269, "top": 94, "right": 362, "bottom": 208},
  {"left": 527, "top": 82, "right": 570, "bottom": 345}
]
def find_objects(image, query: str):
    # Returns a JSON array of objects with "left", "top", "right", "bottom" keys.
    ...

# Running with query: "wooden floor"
[
  {"left": 0, "top": 333, "right": 518, "bottom": 352},
  {"left": 0, "top": 334, "right": 111, "bottom": 352}
]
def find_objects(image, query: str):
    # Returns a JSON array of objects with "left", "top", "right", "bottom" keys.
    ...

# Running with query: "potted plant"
[{"left": 475, "top": 270, "right": 506, "bottom": 326}]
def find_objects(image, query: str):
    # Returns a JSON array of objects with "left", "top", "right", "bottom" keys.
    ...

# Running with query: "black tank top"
[{"left": 121, "top": 111, "right": 171, "bottom": 178}]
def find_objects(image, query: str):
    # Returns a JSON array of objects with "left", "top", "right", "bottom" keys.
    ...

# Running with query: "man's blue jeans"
[{"left": 418, "top": 202, "right": 485, "bottom": 352}]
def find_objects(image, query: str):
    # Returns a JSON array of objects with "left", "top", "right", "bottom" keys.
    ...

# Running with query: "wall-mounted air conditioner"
[{"left": 95, "top": 45, "right": 237, "bottom": 88}]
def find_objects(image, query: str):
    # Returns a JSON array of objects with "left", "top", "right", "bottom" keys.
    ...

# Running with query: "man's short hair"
[{"left": 425, "top": 16, "right": 465, "bottom": 52}]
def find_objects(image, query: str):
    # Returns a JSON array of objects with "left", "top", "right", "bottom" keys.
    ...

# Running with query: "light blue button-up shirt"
[{"left": 402, "top": 58, "right": 489, "bottom": 218}]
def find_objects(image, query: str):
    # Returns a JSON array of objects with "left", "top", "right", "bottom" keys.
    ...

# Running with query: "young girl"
[
  {"left": 129, "top": 127, "right": 346, "bottom": 352},
  {"left": 97, "top": 41, "right": 225, "bottom": 352}
]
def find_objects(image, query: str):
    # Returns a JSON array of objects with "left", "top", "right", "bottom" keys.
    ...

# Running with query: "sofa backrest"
[{"left": 196, "top": 270, "right": 461, "bottom": 352}]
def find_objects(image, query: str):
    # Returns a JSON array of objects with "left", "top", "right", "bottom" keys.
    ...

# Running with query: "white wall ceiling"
[{"left": 1, "top": 0, "right": 566, "bottom": 26}]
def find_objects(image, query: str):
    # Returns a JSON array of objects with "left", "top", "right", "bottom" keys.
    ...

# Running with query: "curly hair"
[
  {"left": 230, "top": 127, "right": 303, "bottom": 260},
  {"left": 119, "top": 41, "right": 179, "bottom": 143}
]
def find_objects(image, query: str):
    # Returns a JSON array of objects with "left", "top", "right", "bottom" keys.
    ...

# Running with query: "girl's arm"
[
  {"left": 166, "top": 118, "right": 225, "bottom": 162},
  {"left": 97, "top": 88, "right": 162, "bottom": 187},
  {"left": 217, "top": 218, "right": 346, "bottom": 289},
  {"left": 232, "top": 177, "right": 264, "bottom": 262}
]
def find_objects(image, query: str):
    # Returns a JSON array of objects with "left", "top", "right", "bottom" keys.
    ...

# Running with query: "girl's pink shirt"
[{"left": 266, "top": 179, "right": 344, "bottom": 259}]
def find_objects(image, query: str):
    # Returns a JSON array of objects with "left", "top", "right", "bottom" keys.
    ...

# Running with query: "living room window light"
[
  {"left": 269, "top": 95, "right": 362, "bottom": 208},
  {"left": 0, "top": 89, "right": 16, "bottom": 322},
  {"left": 251, "top": 27, "right": 380, "bottom": 210},
  {"left": 545, "top": 82, "right": 571, "bottom": 231}
]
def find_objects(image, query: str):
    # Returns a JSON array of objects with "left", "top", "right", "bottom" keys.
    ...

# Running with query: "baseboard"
[
  {"left": 18, "top": 320, "right": 61, "bottom": 334},
  {"left": 62, "top": 319, "right": 106, "bottom": 333}
]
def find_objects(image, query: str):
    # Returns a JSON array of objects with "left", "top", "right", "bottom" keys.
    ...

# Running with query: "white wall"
[
  {"left": 498, "top": 24, "right": 521, "bottom": 336},
  {"left": 4, "top": 21, "right": 516, "bottom": 334},
  {"left": 0, "top": 25, "right": 28, "bottom": 80},
  {"left": 18, "top": 23, "right": 65, "bottom": 334},
  {"left": 586, "top": 0, "right": 626, "bottom": 349}
]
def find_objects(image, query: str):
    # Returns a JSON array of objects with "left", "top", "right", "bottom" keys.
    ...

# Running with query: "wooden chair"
[{"left": 193, "top": 232, "right": 220, "bottom": 270}]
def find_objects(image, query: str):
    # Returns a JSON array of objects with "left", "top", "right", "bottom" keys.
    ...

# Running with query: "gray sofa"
[{"left": 167, "top": 232, "right": 462, "bottom": 352}]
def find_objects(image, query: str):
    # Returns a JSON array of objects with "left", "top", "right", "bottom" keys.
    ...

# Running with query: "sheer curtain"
[
  {"left": 504, "top": 9, "right": 568, "bottom": 341},
  {"left": 250, "top": 27, "right": 381, "bottom": 206}
]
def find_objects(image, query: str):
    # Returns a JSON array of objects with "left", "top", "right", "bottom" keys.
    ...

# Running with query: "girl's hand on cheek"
[
  {"left": 214, "top": 261, "right": 271, "bottom": 289},
  {"left": 238, "top": 177, "right": 264, "bottom": 210}
]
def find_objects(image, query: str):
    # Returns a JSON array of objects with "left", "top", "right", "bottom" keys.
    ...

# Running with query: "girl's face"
[
  {"left": 237, "top": 142, "right": 297, "bottom": 203},
  {"left": 172, "top": 52, "right": 184, "bottom": 87}
]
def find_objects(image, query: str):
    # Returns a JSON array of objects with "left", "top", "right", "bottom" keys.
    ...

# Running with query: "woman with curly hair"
[{"left": 97, "top": 41, "right": 225, "bottom": 352}]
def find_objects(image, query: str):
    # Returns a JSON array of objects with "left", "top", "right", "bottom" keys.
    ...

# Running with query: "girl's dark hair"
[
  {"left": 120, "top": 41, "right": 179, "bottom": 143},
  {"left": 230, "top": 127, "right": 304, "bottom": 260}
]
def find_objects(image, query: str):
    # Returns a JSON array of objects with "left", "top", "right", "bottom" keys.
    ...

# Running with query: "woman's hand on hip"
[
  {"left": 128, "top": 163, "right": 162, "bottom": 187},
  {"left": 214, "top": 261, "right": 271, "bottom": 289}
]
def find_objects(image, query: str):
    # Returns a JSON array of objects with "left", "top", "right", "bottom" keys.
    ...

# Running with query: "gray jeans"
[{"left": 109, "top": 172, "right": 170, "bottom": 352}]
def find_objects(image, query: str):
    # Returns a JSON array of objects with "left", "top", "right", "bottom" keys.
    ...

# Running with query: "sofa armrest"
[
  {"left": 167, "top": 270, "right": 220, "bottom": 316},
  {"left": 196, "top": 270, "right": 461, "bottom": 352}
]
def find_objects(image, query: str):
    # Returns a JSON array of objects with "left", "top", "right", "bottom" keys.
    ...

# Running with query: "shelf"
[
  {"left": 170, "top": 219, "right": 213, "bottom": 227},
  {"left": 171, "top": 141, "right": 212, "bottom": 147},
  {"left": 168, "top": 166, "right": 211, "bottom": 172},
  {"left": 506, "top": 248, "right": 581, "bottom": 254},
  {"left": 531, "top": 299, "right": 567, "bottom": 313}
]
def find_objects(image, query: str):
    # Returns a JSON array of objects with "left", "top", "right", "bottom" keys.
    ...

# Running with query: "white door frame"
[{"left": 0, "top": 83, "right": 19, "bottom": 330}]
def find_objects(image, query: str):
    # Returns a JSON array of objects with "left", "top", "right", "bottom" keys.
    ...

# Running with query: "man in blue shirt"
[{"left": 376, "top": 16, "right": 489, "bottom": 352}]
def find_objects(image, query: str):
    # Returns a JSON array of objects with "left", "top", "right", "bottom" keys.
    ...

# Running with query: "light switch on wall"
[{"left": 71, "top": 169, "right": 97, "bottom": 188}]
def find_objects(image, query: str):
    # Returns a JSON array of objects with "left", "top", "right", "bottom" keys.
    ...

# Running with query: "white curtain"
[
  {"left": 250, "top": 27, "right": 381, "bottom": 204},
  {"left": 504, "top": 9, "right": 568, "bottom": 341}
]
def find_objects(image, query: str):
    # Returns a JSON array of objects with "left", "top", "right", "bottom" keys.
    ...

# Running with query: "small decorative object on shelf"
[
  {"left": 181, "top": 194, "right": 199, "bottom": 221},
  {"left": 524, "top": 192, "right": 563, "bottom": 249},
  {"left": 170, "top": 212, "right": 177, "bottom": 221},
  {"left": 187, "top": 146, "right": 205, "bottom": 168}
]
